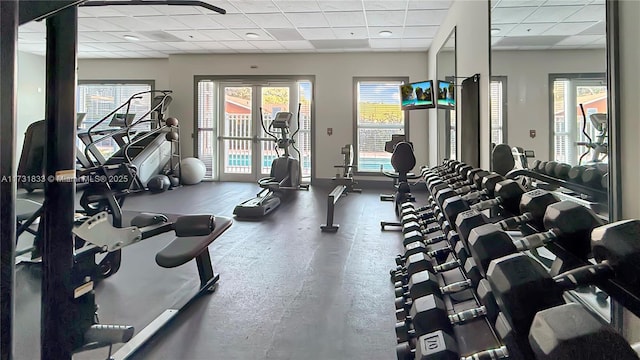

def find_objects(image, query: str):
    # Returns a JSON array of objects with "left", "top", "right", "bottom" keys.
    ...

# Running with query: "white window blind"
[{"left": 355, "top": 80, "right": 405, "bottom": 172}]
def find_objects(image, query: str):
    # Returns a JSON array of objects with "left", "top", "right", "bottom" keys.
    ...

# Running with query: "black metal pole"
[
  {"left": 0, "top": 1, "right": 19, "bottom": 359},
  {"left": 41, "top": 5, "right": 78, "bottom": 360}
]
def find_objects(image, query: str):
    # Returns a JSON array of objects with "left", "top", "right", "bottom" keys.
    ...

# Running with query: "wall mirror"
[
  {"left": 489, "top": 0, "right": 611, "bottom": 321},
  {"left": 436, "top": 27, "right": 456, "bottom": 161}
]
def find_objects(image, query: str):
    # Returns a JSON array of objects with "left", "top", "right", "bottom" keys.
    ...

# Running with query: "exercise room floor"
[{"left": 16, "top": 182, "right": 408, "bottom": 360}]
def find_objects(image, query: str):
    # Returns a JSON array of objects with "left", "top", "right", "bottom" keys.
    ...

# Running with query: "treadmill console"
[{"left": 271, "top": 112, "right": 293, "bottom": 129}]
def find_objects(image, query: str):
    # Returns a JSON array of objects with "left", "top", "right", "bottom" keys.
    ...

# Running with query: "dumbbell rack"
[
  {"left": 390, "top": 160, "right": 640, "bottom": 360},
  {"left": 392, "top": 201, "right": 508, "bottom": 358}
]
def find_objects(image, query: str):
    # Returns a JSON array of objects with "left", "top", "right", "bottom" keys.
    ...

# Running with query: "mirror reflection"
[
  {"left": 436, "top": 27, "right": 456, "bottom": 161},
  {"left": 490, "top": 0, "right": 609, "bottom": 320}
]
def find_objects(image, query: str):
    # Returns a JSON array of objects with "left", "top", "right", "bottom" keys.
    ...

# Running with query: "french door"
[{"left": 218, "top": 82, "right": 296, "bottom": 182}]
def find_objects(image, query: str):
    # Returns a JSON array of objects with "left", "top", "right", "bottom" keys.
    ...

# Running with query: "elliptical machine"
[{"left": 233, "top": 104, "right": 309, "bottom": 218}]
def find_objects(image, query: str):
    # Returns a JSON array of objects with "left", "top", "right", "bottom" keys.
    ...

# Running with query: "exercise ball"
[
  {"left": 166, "top": 117, "right": 179, "bottom": 127},
  {"left": 180, "top": 157, "right": 206, "bottom": 185},
  {"left": 148, "top": 174, "right": 171, "bottom": 193}
]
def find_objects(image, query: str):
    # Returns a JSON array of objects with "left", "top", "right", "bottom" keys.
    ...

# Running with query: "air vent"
[
  {"left": 310, "top": 39, "right": 370, "bottom": 49},
  {"left": 138, "top": 31, "right": 184, "bottom": 42},
  {"left": 265, "top": 28, "right": 304, "bottom": 41}
]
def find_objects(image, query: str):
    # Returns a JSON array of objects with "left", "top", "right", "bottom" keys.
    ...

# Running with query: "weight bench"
[
  {"left": 72, "top": 212, "right": 233, "bottom": 360},
  {"left": 16, "top": 198, "right": 42, "bottom": 238}
]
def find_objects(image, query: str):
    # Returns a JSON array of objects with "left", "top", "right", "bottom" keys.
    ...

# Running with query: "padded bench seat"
[
  {"left": 16, "top": 199, "right": 42, "bottom": 221},
  {"left": 155, "top": 216, "right": 232, "bottom": 268}
]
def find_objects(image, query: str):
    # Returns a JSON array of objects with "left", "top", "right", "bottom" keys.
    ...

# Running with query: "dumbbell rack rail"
[{"left": 506, "top": 169, "right": 607, "bottom": 201}]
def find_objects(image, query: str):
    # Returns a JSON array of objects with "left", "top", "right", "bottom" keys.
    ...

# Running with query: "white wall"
[
  {"left": 428, "top": 0, "right": 490, "bottom": 168},
  {"left": 17, "top": 51, "right": 46, "bottom": 162},
  {"left": 492, "top": 49, "right": 606, "bottom": 161},
  {"left": 79, "top": 52, "right": 430, "bottom": 180}
]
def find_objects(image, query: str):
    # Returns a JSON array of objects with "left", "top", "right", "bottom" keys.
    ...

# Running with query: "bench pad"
[{"left": 155, "top": 216, "right": 232, "bottom": 268}]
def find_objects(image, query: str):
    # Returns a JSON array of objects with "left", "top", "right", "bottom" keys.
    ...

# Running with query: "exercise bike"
[
  {"left": 233, "top": 105, "right": 309, "bottom": 218},
  {"left": 577, "top": 104, "right": 608, "bottom": 165}
]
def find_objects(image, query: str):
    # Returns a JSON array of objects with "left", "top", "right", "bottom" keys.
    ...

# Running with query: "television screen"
[
  {"left": 437, "top": 80, "right": 455, "bottom": 109},
  {"left": 400, "top": 80, "right": 435, "bottom": 110}
]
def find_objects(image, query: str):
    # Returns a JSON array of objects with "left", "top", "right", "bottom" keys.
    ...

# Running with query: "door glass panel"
[
  {"left": 224, "top": 87, "right": 252, "bottom": 174},
  {"left": 260, "top": 86, "right": 290, "bottom": 175},
  {"left": 197, "top": 80, "right": 216, "bottom": 178}
]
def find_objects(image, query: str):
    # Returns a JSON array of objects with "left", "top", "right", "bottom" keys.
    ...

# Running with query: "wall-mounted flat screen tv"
[
  {"left": 400, "top": 80, "right": 435, "bottom": 110},
  {"left": 437, "top": 80, "right": 456, "bottom": 110}
]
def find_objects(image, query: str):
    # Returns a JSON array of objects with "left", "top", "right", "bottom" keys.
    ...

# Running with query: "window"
[
  {"left": 354, "top": 78, "right": 407, "bottom": 173},
  {"left": 77, "top": 81, "right": 154, "bottom": 159},
  {"left": 551, "top": 74, "right": 607, "bottom": 166},
  {"left": 490, "top": 77, "right": 507, "bottom": 145}
]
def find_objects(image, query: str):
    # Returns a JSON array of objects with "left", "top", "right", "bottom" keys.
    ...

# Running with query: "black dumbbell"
[
  {"left": 553, "top": 163, "right": 571, "bottom": 180},
  {"left": 568, "top": 165, "right": 585, "bottom": 183},
  {"left": 396, "top": 330, "right": 509, "bottom": 360},
  {"left": 460, "top": 173, "right": 506, "bottom": 203},
  {"left": 394, "top": 272, "right": 474, "bottom": 317},
  {"left": 536, "top": 161, "right": 548, "bottom": 173},
  {"left": 582, "top": 167, "right": 604, "bottom": 189},
  {"left": 391, "top": 252, "right": 482, "bottom": 288},
  {"left": 468, "top": 200, "right": 604, "bottom": 277},
  {"left": 544, "top": 161, "right": 558, "bottom": 177},
  {"left": 396, "top": 292, "right": 494, "bottom": 344},
  {"left": 470, "top": 179, "right": 526, "bottom": 216},
  {"left": 493, "top": 189, "right": 559, "bottom": 231},
  {"left": 529, "top": 303, "right": 638, "bottom": 360},
  {"left": 487, "top": 224, "right": 640, "bottom": 358}
]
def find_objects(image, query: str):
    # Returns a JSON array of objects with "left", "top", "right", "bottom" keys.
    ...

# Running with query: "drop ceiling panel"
[
  {"left": 211, "top": 14, "right": 257, "bottom": 28},
  {"left": 318, "top": 1, "right": 364, "bottom": 12},
  {"left": 366, "top": 11, "right": 406, "bottom": 27},
  {"left": 405, "top": 10, "right": 448, "bottom": 26},
  {"left": 495, "top": 35, "right": 566, "bottom": 46},
  {"left": 79, "top": 17, "right": 128, "bottom": 31},
  {"left": 564, "top": 4, "right": 605, "bottom": 22},
  {"left": 274, "top": 1, "right": 321, "bottom": 12},
  {"left": 489, "top": 23, "right": 518, "bottom": 36},
  {"left": 408, "top": 0, "right": 452, "bottom": 10},
  {"left": 78, "top": 6, "right": 126, "bottom": 18},
  {"left": 491, "top": 7, "right": 538, "bottom": 24},
  {"left": 507, "top": 23, "right": 556, "bottom": 36},
  {"left": 166, "top": 30, "right": 214, "bottom": 42},
  {"left": 332, "top": 27, "right": 368, "bottom": 39},
  {"left": 402, "top": 26, "right": 439, "bottom": 38},
  {"left": 494, "top": 0, "right": 545, "bottom": 8},
  {"left": 172, "top": 15, "right": 225, "bottom": 29},
  {"left": 230, "top": 1, "right": 281, "bottom": 14},
  {"left": 110, "top": 5, "right": 163, "bottom": 16},
  {"left": 247, "top": 13, "right": 294, "bottom": 28},
  {"left": 105, "top": 16, "right": 160, "bottom": 31},
  {"left": 297, "top": 28, "right": 336, "bottom": 40},
  {"left": 365, "top": 1, "right": 409, "bottom": 11},
  {"left": 285, "top": 12, "right": 330, "bottom": 28},
  {"left": 135, "top": 16, "right": 192, "bottom": 30},
  {"left": 543, "top": 21, "right": 596, "bottom": 36},
  {"left": 18, "top": 0, "right": 456, "bottom": 58},
  {"left": 150, "top": 5, "right": 203, "bottom": 15},
  {"left": 199, "top": 29, "right": 243, "bottom": 41},
  {"left": 324, "top": 11, "right": 366, "bottom": 27},
  {"left": 524, "top": 5, "right": 582, "bottom": 23}
]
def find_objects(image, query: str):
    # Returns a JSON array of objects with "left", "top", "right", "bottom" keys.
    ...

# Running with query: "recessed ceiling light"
[
  {"left": 490, "top": 28, "right": 501, "bottom": 35},
  {"left": 123, "top": 35, "right": 140, "bottom": 41},
  {"left": 379, "top": 30, "right": 393, "bottom": 37},
  {"left": 246, "top": 32, "right": 260, "bottom": 39}
]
